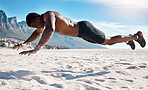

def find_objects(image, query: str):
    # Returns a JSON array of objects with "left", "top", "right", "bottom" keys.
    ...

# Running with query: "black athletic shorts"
[{"left": 77, "top": 21, "right": 105, "bottom": 44}]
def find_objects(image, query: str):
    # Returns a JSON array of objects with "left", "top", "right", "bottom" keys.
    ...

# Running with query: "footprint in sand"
[
  {"left": 121, "top": 86, "right": 128, "bottom": 89},
  {"left": 77, "top": 79, "right": 93, "bottom": 84},
  {"left": 138, "top": 63, "right": 147, "bottom": 68},
  {"left": 50, "top": 83, "right": 63, "bottom": 88},
  {"left": 95, "top": 79, "right": 105, "bottom": 82},
  {"left": 125, "top": 79, "right": 133, "bottom": 83},
  {"left": 81, "top": 84, "right": 100, "bottom": 90},
  {"left": 0, "top": 81, "right": 8, "bottom": 86},
  {"left": 21, "top": 76, "right": 32, "bottom": 81},
  {"left": 126, "top": 66, "right": 138, "bottom": 69},
  {"left": 143, "top": 76, "right": 148, "bottom": 79},
  {"left": 105, "top": 77, "right": 116, "bottom": 80},
  {"left": 51, "top": 73, "right": 62, "bottom": 78},
  {"left": 32, "top": 76, "right": 47, "bottom": 84},
  {"left": 127, "top": 65, "right": 147, "bottom": 69},
  {"left": 120, "top": 59, "right": 127, "bottom": 61},
  {"left": 105, "top": 77, "right": 117, "bottom": 83},
  {"left": 62, "top": 73, "right": 75, "bottom": 79},
  {"left": 51, "top": 73, "right": 75, "bottom": 80},
  {"left": 120, "top": 79, "right": 133, "bottom": 83},
  {"left": 66, "top": 65, "right": 72, "bottom": 69},
  {"left": 139, "top": 66, "right": 147, "bottom": 68},
  {"left": 115, "top": 62, "right": 132, "bottom": 65},
  {"left": 116, "top": 71, "right": 130, "bottom": 75}
]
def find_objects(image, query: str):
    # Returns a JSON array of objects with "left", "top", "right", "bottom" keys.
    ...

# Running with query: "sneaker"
[
  {"left": 127, "top": 34, "right": 135, "bottom": 50},
  {"left": 134, "top": 31, "right": 146, "bottom": 48}
]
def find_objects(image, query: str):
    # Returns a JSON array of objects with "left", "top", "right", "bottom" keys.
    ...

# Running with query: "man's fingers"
[
  {"left": 12, "top": 46, "right": 16, "bottom": 50},
  {"left": 12, "top": 45, "right": 23, "bottom": 50},
  {"left": 28, "top": 53, "right": 31, "bottom": 56},
  {"left": 19, "top": 53, "right": 25, "bottom": 55},
  {"left": 19, "top": 50, "right": 36, "bottom": 56},
  {"left": 12, "top": 47, "right": 14, "bottom": 50},
  {"left": 12, "top": 45, "right": 19, "bottom": 50},
  {"left": 19, "top": 52, "right": 23, "bottom": 55},
  {"left": 19, "top": 52, "right": 24, "bottom": 55},
  {"left": 17, "top": 47, "right": 20, "bottom": 51},
  {"left": 19, "top": 51, "right": 29, "bottom": 55}
]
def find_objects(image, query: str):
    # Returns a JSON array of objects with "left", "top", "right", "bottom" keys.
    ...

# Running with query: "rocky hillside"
[
  {"left": 0, "top": 10, "right": 106, "bottom": 49},
  {"left": 0, "top": 10, "right": 33, "bottom": 40}
]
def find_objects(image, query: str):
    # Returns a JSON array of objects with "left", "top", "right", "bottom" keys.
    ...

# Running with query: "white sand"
[{"left": 0, "top": 48, "right": 148, "bottom": 90}]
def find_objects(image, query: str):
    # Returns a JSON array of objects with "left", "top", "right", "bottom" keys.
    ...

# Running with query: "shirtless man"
[{"left": 12, "top": 11, "right": 146, "bottom": 55}]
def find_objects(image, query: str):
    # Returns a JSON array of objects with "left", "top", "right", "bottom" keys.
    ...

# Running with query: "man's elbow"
[
  {"left": 37, "top": 32, "right": 42, "bottom": 37},
  {"left": 49, "top": 30, "right": 54, "bottom": 35},
  {"left": 48, "top": 27, "right": 55, "bottom": 33},
  {"left": 45, "top": 29, "right": 54, "bottom": 35}
]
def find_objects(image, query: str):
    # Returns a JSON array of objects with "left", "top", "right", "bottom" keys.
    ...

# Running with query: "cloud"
[
  {"left": 92, "top": 21, "right": 148, "bottom": 36},
  {"left": 64, "top": 0, "right": 148, "bottom": 22},
  {"left": 87, "top": 0, "right": 148, "bottom": 19},
  {"left": 83, "top": 0, "right": 148, "bottom": 9},
  {"left": 64, "top": 0, "right": 148, "bottom": 9}
]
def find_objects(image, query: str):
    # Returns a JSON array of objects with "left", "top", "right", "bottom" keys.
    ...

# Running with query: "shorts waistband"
[{"left": 77, "top": 21, "right": 87, "bottom": 37}]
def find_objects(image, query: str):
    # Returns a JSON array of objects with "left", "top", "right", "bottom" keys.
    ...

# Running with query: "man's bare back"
[
  {"left": 12, "top": 11, "right": 146, "bottom": 55},
  {"left": 43, "top": 11, "right": 79, "bottom": 37}
]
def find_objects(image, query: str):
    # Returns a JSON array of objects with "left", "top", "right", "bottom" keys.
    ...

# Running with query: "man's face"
[{"left": 31, "top": 17, "right": 44, "bottom": 28}]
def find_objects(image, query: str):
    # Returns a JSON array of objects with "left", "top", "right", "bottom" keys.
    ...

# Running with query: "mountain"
[
  {"left": 0, "top": 10, "right": 32, "bottom": 40},
  {"left": 0, "top": 10, "right": 106, "bottom": 49}
]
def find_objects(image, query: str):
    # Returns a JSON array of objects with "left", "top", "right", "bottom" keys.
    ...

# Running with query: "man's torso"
[{"left": 43, "top": 11, "right": 79, "bottom": 37}]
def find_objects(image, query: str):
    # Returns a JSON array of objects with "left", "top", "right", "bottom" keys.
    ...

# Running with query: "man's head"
[{"left": 26, "top": 13, "right": 45, "bottom": 28}]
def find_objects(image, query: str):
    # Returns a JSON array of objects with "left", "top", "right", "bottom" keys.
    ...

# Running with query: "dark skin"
[{"left": 12, "top": 11, "right": 137, "bottom": 55}]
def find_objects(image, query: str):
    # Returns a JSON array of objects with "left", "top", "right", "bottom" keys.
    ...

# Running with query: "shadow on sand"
[
  {"left": 0, "top": 70, "right": 110, "bottom": 80},
  {"left": 0, "top": 70, "right": 34, "bottom": 79},
  {"left": 41, "top": 70, "right": 110, "bottom": 80}
]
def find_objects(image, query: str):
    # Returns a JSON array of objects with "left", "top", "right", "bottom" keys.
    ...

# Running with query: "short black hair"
[{"left": 26, "top": 13, "right": 40, "bottom": 27}]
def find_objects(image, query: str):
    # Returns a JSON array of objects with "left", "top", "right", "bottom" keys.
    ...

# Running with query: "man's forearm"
[
  {"left": 36, "top": 29, "right": 54, "bottom": 49},
  {"left": 23, "top": 30, "right": 41, "bottom": 45}
]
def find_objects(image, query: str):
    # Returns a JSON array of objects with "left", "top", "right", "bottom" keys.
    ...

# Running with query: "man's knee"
[
  {"left": 102, "top": 36, "right": 114, "bottom": 45},
  {"left": 103, "top": 42, "right": 114, "bottom": 45},
  {"left": 102, "top": 39, "right": 114, "bottom": 45}
]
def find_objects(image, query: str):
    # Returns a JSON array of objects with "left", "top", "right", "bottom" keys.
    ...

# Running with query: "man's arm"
[
  {"left": 36, "top": 13, "right": 56, "bottom": 49},
  {"left": 24, "top": 28, "right": 44, "bottom": 45},
  {"left": 12, "top": 28, "right": 44, "bottom": 50},
  {"left": 19, "top": 12, "right": 56, "bottom": 55}
]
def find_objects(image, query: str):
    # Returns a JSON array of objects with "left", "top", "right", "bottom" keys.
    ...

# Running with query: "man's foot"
[
  {"left": 134, "top": 31, "right": 146, "bottom": 48},
  {"left": 127, "top": 34, "right": 135, "bottom": 50},
  {"left": 127, "top": 41, "right": 135, "bottom": 50}
]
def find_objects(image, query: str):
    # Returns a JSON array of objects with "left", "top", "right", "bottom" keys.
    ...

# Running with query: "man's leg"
[{"left": 102, "top": 35, "right": 137, "bottom": 45}]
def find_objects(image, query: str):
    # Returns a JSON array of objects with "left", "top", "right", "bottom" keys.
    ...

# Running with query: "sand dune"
[{"left": 0, "top": 48, "right": 148, "bottom": 90}]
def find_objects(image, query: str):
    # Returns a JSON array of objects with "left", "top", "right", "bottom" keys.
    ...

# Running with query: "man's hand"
[
  {"left": 19, "top": 49, "right": 38, "bottom": 56},
  {"left": 12, "top": 44, "right": 25, "bottom": 51}
]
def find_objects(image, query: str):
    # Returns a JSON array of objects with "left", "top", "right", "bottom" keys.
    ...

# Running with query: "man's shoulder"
[{"left": 45, "top": 11, "right": 60, "bottom": 15}]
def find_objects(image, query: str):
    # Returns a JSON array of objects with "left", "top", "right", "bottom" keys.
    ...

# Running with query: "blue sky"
[{"left": 0, "top": 0, "right": 148, "bottom": 49}]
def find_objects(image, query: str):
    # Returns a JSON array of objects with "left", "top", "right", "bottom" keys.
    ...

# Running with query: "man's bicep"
[{"left": 45, "top": 13, "right": 56, "bottom": 32}]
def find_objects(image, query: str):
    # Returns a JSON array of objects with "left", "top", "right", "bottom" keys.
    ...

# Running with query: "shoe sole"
[{"left": 136, "top": 31, "right": 146, "bottom": 48}]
